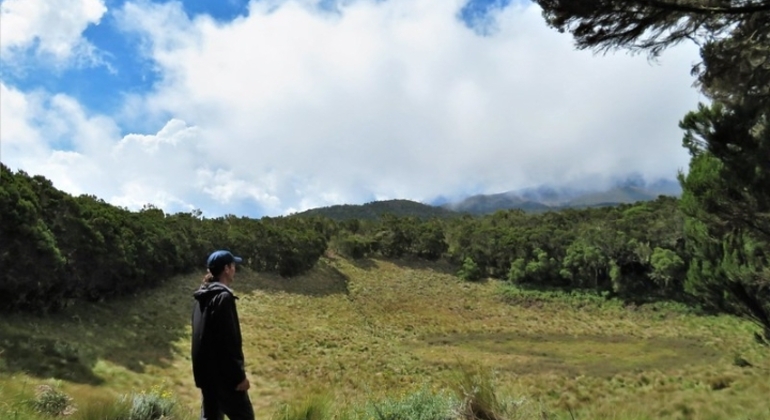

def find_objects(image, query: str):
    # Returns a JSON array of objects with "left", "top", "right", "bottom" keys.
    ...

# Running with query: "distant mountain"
[
  {"left": 290, "top": 178, "right": 683, "bottom": 220},
  {"left": 647, "top": 178, "right": 683, "bottom": 196},
  {"left": 441, "top": 192, "right": 551, "bottom": 215},
  {"left": 290, "top": 199, "right": 458, "bottom": 221},
  {"left": 442, "top": 178, "right": 682, "bottom": 215},
  {"left": 565, "top": 186, "right": 666, "bottom": 207}
]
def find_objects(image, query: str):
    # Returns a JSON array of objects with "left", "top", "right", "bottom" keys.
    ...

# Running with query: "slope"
[{"left": 1, "top": 257, "right": 769, "bottom": 419}]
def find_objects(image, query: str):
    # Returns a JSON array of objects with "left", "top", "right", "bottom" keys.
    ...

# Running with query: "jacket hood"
[{"left": 193, "top": 282, "right": 234, "bottom": 304}]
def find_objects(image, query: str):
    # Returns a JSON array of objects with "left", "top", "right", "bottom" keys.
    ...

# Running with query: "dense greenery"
[
  {"left": 3, "top": 158, "right": 766, "bottom": 336},
  {"left": 0, "top": 163, "right": 328, "bottom": 312},
  {"left": 329, "top": 197, "right": 688, "bottom": 300},
  {"left": 534, "top": 0, "right": 770, "bottom": 339}
]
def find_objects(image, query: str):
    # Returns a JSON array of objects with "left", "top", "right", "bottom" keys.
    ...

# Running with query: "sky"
[{"left": 0, "top": 0, "right": 704, "bottom": 218}]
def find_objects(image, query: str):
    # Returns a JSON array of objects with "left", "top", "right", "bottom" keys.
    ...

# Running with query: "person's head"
[{"left": 205, "top": 250, "right": 243, "bottom": 284}]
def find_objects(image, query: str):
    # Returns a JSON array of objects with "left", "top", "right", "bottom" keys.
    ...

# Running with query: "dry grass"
[{"left": 1, "top": 256, "right": 769, "bottom": 419}]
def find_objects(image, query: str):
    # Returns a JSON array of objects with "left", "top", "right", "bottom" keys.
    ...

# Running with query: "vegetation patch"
[{"left": 419, "top": 332, "right": 721, "bottom": 378}]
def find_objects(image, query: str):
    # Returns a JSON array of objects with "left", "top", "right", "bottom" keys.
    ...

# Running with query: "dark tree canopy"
[
  {"left": 535, "top": 0, "right": 770, "bottom": 104},
  {"left": 535, "top": 0, "right": 770, "bottom": 338}
]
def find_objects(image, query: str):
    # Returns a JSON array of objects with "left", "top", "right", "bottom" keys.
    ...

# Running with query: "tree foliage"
[
  {"left": 0, "top": 164, "right": 329, "bottom": 312},
  {"left": 535, "top": 0, "right": 770, "bottom": 334}
]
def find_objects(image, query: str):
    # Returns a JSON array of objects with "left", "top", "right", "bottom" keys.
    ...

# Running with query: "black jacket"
[{"left": 191, "top": 282, "right": 247, "bottom": 389}]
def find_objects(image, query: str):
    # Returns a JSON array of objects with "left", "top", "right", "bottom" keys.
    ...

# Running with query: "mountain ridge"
[{"left": 291, "top": 179, "right": 682, "bottom": 220}]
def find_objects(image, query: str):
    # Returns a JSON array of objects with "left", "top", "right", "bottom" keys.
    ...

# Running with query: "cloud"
[
  {"left": 0, "top": 0, "right": 107, "bottom": 68},
  {"left": 1, "top": 82, "right": 282, "bottom": 216},
  {"left": 3, "top": 0, "right": 704, "bottom": 217},
  {"left": 114, "top": 0, "right": 702, "bottom": 213}
]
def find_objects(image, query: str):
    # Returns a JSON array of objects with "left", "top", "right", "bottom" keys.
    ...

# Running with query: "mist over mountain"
[
  {"left": 443, "top": 176, "right": 682, "bottom": 215},
  {"left": 296, "top": 176, "right": 683, "bottom": 220}
]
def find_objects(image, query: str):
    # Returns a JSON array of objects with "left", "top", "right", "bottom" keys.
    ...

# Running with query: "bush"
[
  {"left": 74, "top": 396, "right": 131, "bottom": 420},
  {"left": 272, "top": 392, "right": 333, "bottom": 420},
  {"left": 364, "top": 387, "right": 457, "bottom": 420},
  {"left": 457, "top": 257, "right": 482, "bottom": 282},
  {"left": 332, "top": 233, "right": 375, "bottom": 259},
  {"left": 122, "top": 385, "right": 176, "bottom": 420},
  {"left": 31, "top": 383, "right": 76, "bottom": 417},
  {"left": 451, "top": 363, "right": 543, "bottom": 420}
]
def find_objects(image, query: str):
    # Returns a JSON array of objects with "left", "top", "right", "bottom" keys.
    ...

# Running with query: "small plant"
[
  {"left": 31, "top": 382, "right": 76, "bottom": 417},
  {"left": 365, "top": 386, "right": 457, "bottom": 420},
  {"left": 122, "top": 384, "right": 176, "bottom": 420},
  {"left": 74, "top": 396, "right": 131, "bottom": 420},
  {"left": 457, "top": 257, "right": 482, "bottom": 281},
  {"left": 272, "top": 392, "right": 333, "bottom": 420},
  {"left": 452, "top": 363, "right": 509, "bottom": 420}
]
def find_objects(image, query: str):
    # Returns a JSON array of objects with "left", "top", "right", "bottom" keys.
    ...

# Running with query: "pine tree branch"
[{"left": 640, "top": 0, "right": 770, "bottom": 15}]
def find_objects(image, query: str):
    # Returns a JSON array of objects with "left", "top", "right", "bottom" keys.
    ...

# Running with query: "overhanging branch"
[{"left": 641, "top": 0, "right": 770, "bottom": 14}]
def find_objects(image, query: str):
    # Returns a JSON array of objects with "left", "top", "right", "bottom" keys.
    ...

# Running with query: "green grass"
[{"left": 1, "top": 256, "right": 769, "bottom": 419}]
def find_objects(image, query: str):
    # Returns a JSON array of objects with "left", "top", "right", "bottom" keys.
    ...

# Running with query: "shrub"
[
  {"left": 272, "top": 392, "right": 333, "bottom": 420},
  {"left": 74, "top": 396, "right": 131, "bottom": 420},
  {"left": 31, "top": 383, "right": 76, "bottom": 417},
  {"left": 122, "top": 385, "right": 176, "bottom": 420},
  {"left": 364, "top": 387, "right": 457, "bottom": 420},
  {"left": 333, "top": 233, "right": 375, "bottom": 259},
  {"left": 452, "top": 365, "right": 503, "bottom": 420},
  {"left": 457, "top": 257, "right": 482, "bottom": 282}
]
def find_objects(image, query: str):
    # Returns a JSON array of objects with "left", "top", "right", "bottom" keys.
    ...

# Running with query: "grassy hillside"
[{"left": 2, "top": 257, "right": 769, "bottom": 419}]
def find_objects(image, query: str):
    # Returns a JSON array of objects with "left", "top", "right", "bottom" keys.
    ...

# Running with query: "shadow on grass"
[
  {"left": 419, "top": 331, "right": 724, "bottom": 378},
  {"left": 0, "top": 261, "right": 355, "bottom": 385},
  {"left": 501, "top": 283, "right": 704, "bottom": 316},
  {"left": 0, "top": 274, "right": 198, "bottom": 384},
  {"left": 0, "top": 330, "right": 105, "bottom": 385},
  {"left": 243, "top": 262, "right": 350, "bottom": 297},
  {"left": 387, "top": 257, "right": 459, "bottom": 276},
  {"left": 345, "top": 256, "right": 459, "bottom": 276}
]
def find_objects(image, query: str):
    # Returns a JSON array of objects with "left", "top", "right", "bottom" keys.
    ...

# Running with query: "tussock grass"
[
  {"left": 73, "top": 396, "right": 132, "bottom": 420},
  {"left": 271, "top": 391, "right": 334, "bottom": 420},
  {"left": 2, "top": 256, "right": 769, "bottom": 419}
]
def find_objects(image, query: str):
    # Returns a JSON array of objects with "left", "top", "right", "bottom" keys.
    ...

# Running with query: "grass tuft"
[
  {"left": 452, "top": 363, "right": 509, "bottom": 420},
  {"left": 72, "top": 396, "right": 131, "bottom": 420},
  {"left": 363, "top": 386, "right": 456, "bottom": 420},
  {"left": 32, "top": 381, "right": 77, "bottom": 417},
  {"left": 272, "top": 391, "right": 334, "bottom": 420}
]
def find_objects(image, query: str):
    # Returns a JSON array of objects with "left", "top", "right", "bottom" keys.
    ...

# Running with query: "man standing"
[{"left": 191, "top": 250, "right": 255, "bottom": 420}]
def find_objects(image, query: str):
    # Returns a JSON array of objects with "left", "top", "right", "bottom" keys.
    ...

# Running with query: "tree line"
[
  {"left": 1, "top": 165, "right": 684, "bottom": 313},
  {"left": 2, "top": 155, "right": 768, "bottom": 341},
  {"left": 329, "top": 197, "right": 685, "bottom": 297},
  {"left": 0, "top": 163, "right": 328, "bottom": 312}
]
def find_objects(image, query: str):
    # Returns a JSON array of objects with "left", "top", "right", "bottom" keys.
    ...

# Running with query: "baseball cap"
[{"left": 206, "top": 250, "right": 243, "bottom": 270}]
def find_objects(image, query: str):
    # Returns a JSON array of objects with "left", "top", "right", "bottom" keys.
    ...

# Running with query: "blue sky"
[
  {"left": 3, "top": 0, "right": 513, "bottom": 121},
  {"left": 0, "top": 0, "right": 702, "bottom": 218}
]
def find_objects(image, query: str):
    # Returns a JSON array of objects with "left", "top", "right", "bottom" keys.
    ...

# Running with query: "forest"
[{"left": 2, "top": 132, "right": 769, "bottom": 342}]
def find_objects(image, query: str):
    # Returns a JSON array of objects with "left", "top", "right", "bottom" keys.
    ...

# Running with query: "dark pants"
[{"left": 199, "top": 387, "right": 255, "bottom": 420}]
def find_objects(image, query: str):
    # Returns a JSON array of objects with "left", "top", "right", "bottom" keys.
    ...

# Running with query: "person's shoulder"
[{"left": 210, "top": 285, "right": 237, "bottom": 303}]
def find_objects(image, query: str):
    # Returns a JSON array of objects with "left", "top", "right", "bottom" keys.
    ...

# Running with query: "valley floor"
[{"left": 2, "top": 256, "right": 769, "bottom": 419}]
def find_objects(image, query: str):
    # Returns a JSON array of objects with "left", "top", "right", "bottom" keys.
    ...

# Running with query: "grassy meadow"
[{"left": 1, "top": 255, "right": 769, "bottom": 419}]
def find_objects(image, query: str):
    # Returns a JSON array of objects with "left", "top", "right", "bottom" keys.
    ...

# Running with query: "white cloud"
[
  {"left": 2, "top": 0, "right": 705, "bottom": 217},
  {"left": 113, "top": 0, "right": 702, "bottom": 214},
  {"left": 0, "top": 0, "right": 107, "bottom": 67},
  {"left": 1, "top": 82, "right": 285, "bottom": 215}
]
